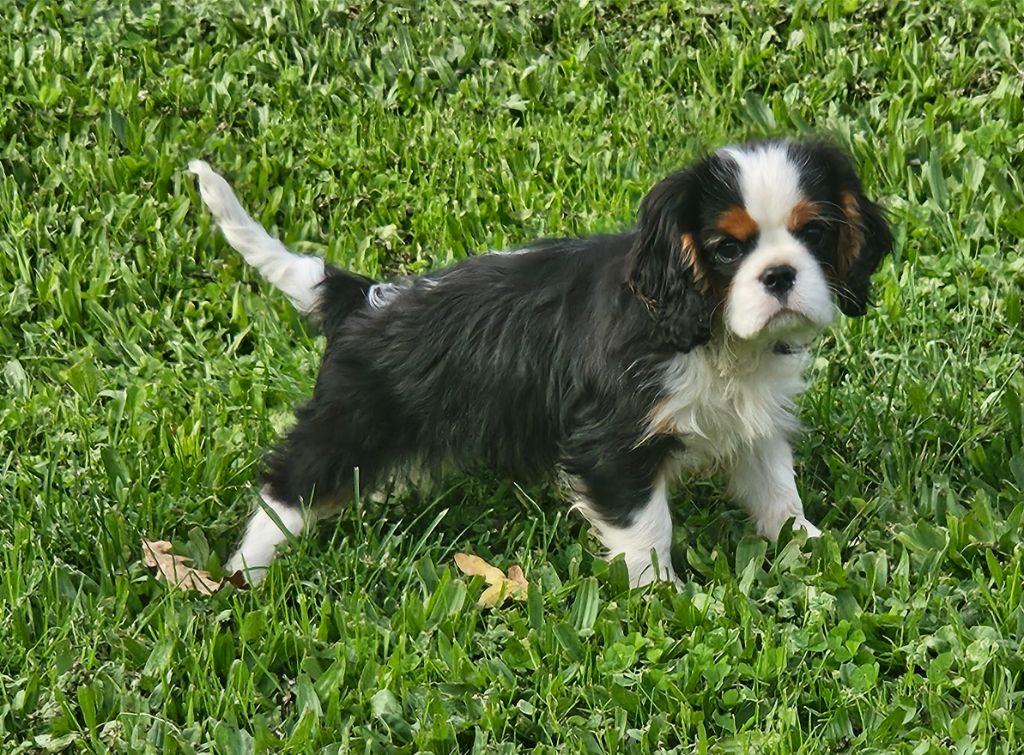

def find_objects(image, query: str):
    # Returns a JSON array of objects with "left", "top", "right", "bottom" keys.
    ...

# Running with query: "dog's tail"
[{"left": 188, "top": 160, "right": 374, "bottom": 321}]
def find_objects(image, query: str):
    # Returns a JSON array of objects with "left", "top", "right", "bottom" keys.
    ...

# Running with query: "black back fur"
[{"left": 263, "top": 236, "right": 680, "bottom": 525}]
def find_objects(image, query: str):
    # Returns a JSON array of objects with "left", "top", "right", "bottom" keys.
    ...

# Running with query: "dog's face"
[{"left": 627, "top": 140, "right": 893, "bottom": 351}]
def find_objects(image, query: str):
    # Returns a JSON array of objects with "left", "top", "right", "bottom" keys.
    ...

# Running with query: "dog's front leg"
[{"left": 727, "top": 434, "right": 821, "bottom": 540}]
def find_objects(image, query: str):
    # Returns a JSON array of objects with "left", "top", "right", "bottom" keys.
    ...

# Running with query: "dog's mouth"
[
  {"left": 766, "top": 307, "right": 812, "bottom": 327},
  {"left": 761, "top": 308, "right": 824, "bottom": 342}
]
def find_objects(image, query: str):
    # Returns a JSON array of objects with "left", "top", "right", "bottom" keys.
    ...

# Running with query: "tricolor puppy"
[{"left": 188, "top": 139, "right": 892, "bottom": 587}]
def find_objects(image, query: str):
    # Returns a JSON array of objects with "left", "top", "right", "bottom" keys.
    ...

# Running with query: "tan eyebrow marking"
[
  {"left": 717, "top": 206, "right": 759, "bottom": 241},
  {"left": 788, "top": 197, "right": 821, "bottom": 232}
]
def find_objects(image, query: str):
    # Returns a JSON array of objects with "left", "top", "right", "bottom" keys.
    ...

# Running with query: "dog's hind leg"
[
  {"left": 226, "top": 438, "right": 385, "bottom": 586},
  {"left": 226, "top": 360, "right": 403, "bottom": 584},
  {"left": 226, "top": 486, "right": 316, "bottom": 583}
]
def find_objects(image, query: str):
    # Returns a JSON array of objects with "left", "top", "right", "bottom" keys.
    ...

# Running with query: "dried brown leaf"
[
  {"left": 142, "top": 538, "right": 224, "bottom": 595},
  {"left": 453, "top": 552, "right": 506, "bottom": 584},
  {"left": 478, "top": 582, "right": 507, "bottom": 607},
  {"left": 454, "top": 552, "right": 529, "bottom": 607},
  {"left": 506, "top": 564, "right": 528, "bottom": 589}
]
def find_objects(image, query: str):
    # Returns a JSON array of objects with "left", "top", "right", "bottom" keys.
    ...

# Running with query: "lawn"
[{"left": 3, "top": 0, "right": 1023, "bottom": 752}]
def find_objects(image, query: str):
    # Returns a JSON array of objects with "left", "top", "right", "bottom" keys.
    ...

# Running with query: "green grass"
[{"left": 3, "top": 0, "right": 1024, "bottom": 751}]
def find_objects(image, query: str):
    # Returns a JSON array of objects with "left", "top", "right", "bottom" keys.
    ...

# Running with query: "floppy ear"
[
  {"left": 626, "top": 169, "right": 713, "bottom": 352},
  {"left": 805, "top": 142, "right": 893, "bottom": 317},
  {"left": 835, "top": 188, "right": 893, "bottom": 316}
]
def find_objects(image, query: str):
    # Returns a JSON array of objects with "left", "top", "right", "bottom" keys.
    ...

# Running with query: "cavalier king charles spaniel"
[{"left": 188, "top": 138, "right": 892, "bottom": 587}]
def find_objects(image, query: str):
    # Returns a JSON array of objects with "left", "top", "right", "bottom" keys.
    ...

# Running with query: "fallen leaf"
[
  {"left": 454, "top": 553, "right": 507, "bottom": 583},
  {"left": 478, "top": 581, "right": 512, "bottom": 607},
  {"left": 142, "top": 539, "right": 231, "bottom": 595},
  {"left": 454, "top": 552, "right": 529, "bottom": 607},
  {"left": 506, "top": 564, "right": 528, "bottom": 588}
]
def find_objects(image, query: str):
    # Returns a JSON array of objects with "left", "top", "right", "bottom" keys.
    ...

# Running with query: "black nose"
[{"left": 760, "top": 265, "right": 797, "bottom": 298}]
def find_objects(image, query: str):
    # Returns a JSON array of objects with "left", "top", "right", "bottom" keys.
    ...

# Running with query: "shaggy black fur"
[{"left": 263, "top": 234, "right": 681, "bottom": 526}]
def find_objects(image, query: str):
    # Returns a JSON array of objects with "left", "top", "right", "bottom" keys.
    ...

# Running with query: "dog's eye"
[
  {"left": 713, "top": 239, "right": 744, "bottom": 264},
  {"left": 798, "top": 220, "right": 830, "bottom": 246}
]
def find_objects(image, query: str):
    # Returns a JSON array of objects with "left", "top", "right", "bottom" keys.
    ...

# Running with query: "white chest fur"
[{"left": 648, "top": 343, "right": 810, "bottom": 470}]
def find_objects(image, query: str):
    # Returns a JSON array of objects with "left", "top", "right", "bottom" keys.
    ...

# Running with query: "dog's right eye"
[{"left": 713, "top": 239, "right": 744, "bottom": 264}]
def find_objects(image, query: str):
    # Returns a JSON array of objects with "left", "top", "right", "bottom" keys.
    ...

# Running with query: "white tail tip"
[{"left": 188, "top": 160, "right": 326, "bottom": 314}]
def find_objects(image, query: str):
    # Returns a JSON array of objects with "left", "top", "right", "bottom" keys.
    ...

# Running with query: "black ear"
[
  {"left": 626, "top": 168, "right": 713, "bottom": 352},
  {"left": 836, "top": 189, "right": 893, "bottom": 316},
  {"left": 805, "top": 143, "right": 894, "bottom": 317}
]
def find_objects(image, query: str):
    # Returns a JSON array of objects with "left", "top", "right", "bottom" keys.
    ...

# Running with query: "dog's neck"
[{"left": 700, "top": 329, "right": 817, "bottom": 378}]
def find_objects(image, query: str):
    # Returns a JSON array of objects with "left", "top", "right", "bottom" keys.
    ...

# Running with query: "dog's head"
[{"left": 627, "top": 140, "right": 893, "bottom": 351}]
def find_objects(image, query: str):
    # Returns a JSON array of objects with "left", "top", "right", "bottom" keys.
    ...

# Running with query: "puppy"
[{"left": 188, "top": 139, "right": 892, "bottom": 587}]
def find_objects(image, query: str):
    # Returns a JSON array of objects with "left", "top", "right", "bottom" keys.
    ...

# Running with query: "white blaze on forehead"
[{"left": 720, "top": 144, "right": 803, "bottom": 228}]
